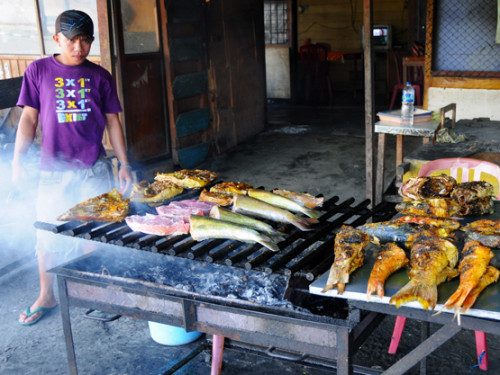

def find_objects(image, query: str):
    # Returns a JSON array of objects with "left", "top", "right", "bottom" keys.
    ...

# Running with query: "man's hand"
[{"left": 118, "top": 165, "right": 132, "bottom": 195}]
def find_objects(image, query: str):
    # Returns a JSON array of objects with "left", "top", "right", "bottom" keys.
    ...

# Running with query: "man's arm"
[
  {"left": 12, "top": 106, "right": 39, "bottom": 185},
  {"left": 105, "top": 113, "right": 132, "bottom": 193}
]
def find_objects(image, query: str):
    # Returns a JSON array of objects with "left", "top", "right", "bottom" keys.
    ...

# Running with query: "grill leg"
[
  {"left": 211, "top": 335, "right": 225, "bottom": 375},
  {"left": 57, "top": 276, "right": 78, "bottom": 375}
]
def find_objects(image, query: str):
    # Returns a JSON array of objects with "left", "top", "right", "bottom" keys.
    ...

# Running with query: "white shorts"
[{"left": 35, "top": 158, "right": 112, "bottom": 254}]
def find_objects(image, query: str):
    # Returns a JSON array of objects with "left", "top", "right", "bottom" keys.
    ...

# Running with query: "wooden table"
[{"left": 375, "top": 119, "right": 441, "bottom": 204}]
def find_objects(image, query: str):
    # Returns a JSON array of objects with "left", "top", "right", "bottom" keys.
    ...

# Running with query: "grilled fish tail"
[
  {"left": 461, "top": 266, "right": 500, "bottom": 313},
  {"left": 389, "top": 278, "right": 437, "bottom": 310},
  {"left": 321, "top": 267, "right": 349, "bottom": 294}
]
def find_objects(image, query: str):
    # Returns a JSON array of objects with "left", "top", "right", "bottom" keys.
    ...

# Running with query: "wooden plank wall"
[
  {"left": 206, "top": 0, "right": 267, "bottom": 153},
  {"left": 297, "top": 0, "right": 408, "bottom": 51},
  {"left": 0, "top": 56, "right": 37, "bottom": 79}
]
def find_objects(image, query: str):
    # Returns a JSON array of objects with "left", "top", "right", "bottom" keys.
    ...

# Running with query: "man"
[{"left": 12, "top": 10, "right": 132, "bottom": 325}]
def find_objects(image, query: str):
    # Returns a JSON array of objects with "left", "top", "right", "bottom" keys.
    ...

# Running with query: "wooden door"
[
  {"left": 112, "top": 0, "right": 170, "bottom": 164},
  {"left": 161, "top": 0, "right": 211, "bottom": 168}
]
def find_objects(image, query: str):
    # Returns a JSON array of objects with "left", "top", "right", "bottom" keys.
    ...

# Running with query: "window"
[
  {"left": 120, "top": 0, "right": 159, "bottom": 54},
  {"left": 264, "top": 1, "right": 289, "bottom": 46},
  {"left": 0, "top": 1, "right": 39, "bottom": 54},
  {"left": 0, "top": 0, "right": 100, "bottom": 56}
]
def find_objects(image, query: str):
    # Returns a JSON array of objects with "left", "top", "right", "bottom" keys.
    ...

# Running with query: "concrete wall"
[
  {"left": 428, "top": 88, "right": 500, "bottom": 121},
  {"left": 265, "top": 46, "right": 291, "bottom": 99}
]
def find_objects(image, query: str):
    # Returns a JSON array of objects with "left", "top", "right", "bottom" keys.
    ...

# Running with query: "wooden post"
[{"left": 363, "top": 0, "right": 375, "bottom": 205}]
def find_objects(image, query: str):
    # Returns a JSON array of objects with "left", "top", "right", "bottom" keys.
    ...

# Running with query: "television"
[{"left": 361, "top": 25, "right": 392, "bottom": 50}]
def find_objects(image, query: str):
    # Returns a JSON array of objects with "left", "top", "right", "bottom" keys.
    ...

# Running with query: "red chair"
[
  {"left": 389, "top": 51, "right": 422, "bottom": 110},
  {"left": 389, "top": 157, "right": 500, "bottom": 371}
]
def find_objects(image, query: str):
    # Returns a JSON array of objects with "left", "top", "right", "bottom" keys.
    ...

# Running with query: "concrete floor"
[{"left": 1, "top": 103, "right": 498, "bottom": 375}]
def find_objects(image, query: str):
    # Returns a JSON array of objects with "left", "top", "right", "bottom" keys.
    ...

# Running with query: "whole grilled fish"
[
  {"left": 395, "top": 198, "right": 461, "bottom": 218},
  {"left": 441, "top": 241, "right": 494, "bottom": 321},
  {"left": 272, "top": 189, "right": 324, "bottom": 208},
  {"left": 247, "top": 189, "right": 322, "bottom": 219},
  {"left": 232, "top": 195, "right": 317, "bottom": 231},
  {"left": 322, "top": 226, "right": 371, "bottom": 294},
  {"left": 189, "top": 215, "right": 280, "bottom": 252},
  {"left": 367, "top": 243, "right": 409, "bottom": 300},
  {"left": 357, "top": 221, "right": 420, "bottom": 247},
  {"left": 462, "top": 219, "right": 500, "bottom": 247},
  {"left": 451, "top": 181, "right": 495, "bottom": 216},
  {"left": 399, "top": 175, "right": 456, "bottom": 201},
  {"left": 392, "top": 216, "right": 461, "bottom": 230},
  {"left": 461, "top": 265, "right": 500, "bottom": 313},
  {"left": 451, "top": 181, "right": 494, "bottom": 204},
  {"left": 389, "top": 230, "right": 459, "bottom": 310},
  {"left": 458, "top": 197, "right": 495, "bottom": 216},
  {"left": 209, "top": 206, "right": 285, "bottom": 242}
]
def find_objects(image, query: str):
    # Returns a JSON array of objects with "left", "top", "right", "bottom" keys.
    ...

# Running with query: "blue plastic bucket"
[{"left": 148, "top": 321, "right": 202, "bottom": 346}]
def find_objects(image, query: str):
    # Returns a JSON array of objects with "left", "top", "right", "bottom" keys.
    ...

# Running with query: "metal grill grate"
[
  {"left": 432, "top": 0, "right": 500, "bottom": 77},
  {"left": 264, "top": 1, "right": 289, "bottom": 45}
]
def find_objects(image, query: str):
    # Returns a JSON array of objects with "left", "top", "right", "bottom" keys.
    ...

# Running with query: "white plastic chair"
[{"left": 389, "top": 157, "right": 500, "bottom": 371}]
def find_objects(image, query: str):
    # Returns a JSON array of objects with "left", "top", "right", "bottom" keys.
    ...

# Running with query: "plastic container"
[
  {"left": 401, "top": 82, "right": 415, "bottom": 126},
  {"left": 148, "top": 321, "right": 202, "bottom": 346}
]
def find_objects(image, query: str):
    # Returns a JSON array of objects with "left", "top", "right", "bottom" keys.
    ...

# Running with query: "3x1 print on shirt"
[{"left": 55, "top": 77, "right": 92, "bottom": 123}]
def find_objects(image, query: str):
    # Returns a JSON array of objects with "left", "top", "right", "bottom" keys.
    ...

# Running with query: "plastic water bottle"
[{"left": 401, "top": 82, "right": 415, "bottom": 126}]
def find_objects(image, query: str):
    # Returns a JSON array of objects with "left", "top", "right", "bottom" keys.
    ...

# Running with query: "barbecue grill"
[{"left": 39, "top": 192, "right": 397, "bottom": 375}]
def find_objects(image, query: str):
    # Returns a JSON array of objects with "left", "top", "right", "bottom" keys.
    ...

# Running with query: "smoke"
[{"left": 1, "top": 143, "right": 39, "bottom": 267}]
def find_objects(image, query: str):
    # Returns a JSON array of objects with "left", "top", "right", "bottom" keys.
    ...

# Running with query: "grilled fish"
[
  {"left": 189, "top": 215, "right": 280, "bottom": 252},
  {"left": 461, "top": 266, "right": 500, "bottom": 313},
  {"left": 462, "top": 219, "right": 500, "bottom": 235},
  {"left": 248, "top": 189, "right": 322, "bottom": 219},
  {"left": 392, "top": 216, "right": 461, "bottom": 231},
  {"left": 462, "top": 219, "right": 500, "bottom": 247},
  {"left": 441, "top": 241, "right": 494, "bottom": 321},
  {"left": 451, "top": 181, "right": 494, "bottom": 204},
  {"left": 399, "top": 175, "right": 456, "bottom": 201},
  {"left": 322, "top": 226, "right": 371, "bottom": 294},
  {"left": 457, "top": 197, "right": 494, "bottom": 216},
  {"left": 272, "top": 189, "right": 324, "bottom": 208},
  {"left": 209, "top": 206, "right": 285, "bottom": 241},
  {"left": 395, "top": 198, "right": 461, "bottom": 218},
  {"left": 389, "top": 230, "right": 459, "bottom": 310},
  {"left": 130, "top": 180, "right": 184, "bottom": 204},
  {"left": 367, "top": 243, "right": 409, "bottom": 300},
  {"left": 357, "top": 221, "right": 420, "bottom": 247},
  {"left": 232, "top": 194, "right": 317, "bottom": 231}
]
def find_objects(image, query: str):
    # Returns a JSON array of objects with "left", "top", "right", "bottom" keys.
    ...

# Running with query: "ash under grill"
[{"left": 35, "top": 195, "right": 396, "bottom": 282}]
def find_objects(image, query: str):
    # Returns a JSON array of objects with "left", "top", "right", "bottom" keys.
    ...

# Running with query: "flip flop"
[{"left": 18, "top": 305, "right": 57, "bottom": 326}]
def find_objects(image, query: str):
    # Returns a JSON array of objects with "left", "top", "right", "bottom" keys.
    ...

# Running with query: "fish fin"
[
  {"left": 291, "top": 217, "right": 314, "bottom": 231},
  {"left": 305, "top": 209, "right": 323, "bottom": 219},
  {"left": 256, "top": 238, "right": 280, "bottom": 252},
  {"left": 337, "top": 283, "right": 346, "bottom": 295},
  {"left": 269, "top": 233, "right": 286, "bottom": 242},
  {"left": 367, "top": 279, "right": 385, "bottom": 300},
  {"left": 322, "top": 264, "right": 349, "bottom": 293},
  {"left": 389, "top": 279, "right": 437, "bottom": 310},
  {"left": 443, "top": 284, "right": 474, "bottom": 311},
  {"left": 322, "top": 283, "right": 337, "bottom": 293}
]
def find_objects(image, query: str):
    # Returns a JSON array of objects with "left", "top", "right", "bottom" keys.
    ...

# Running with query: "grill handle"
[{"left": 265, "top": 346, "right": 308, "bottom": 362}]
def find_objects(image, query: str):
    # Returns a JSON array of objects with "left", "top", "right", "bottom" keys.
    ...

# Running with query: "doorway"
[{"left": 111, "top": 0, "right": 170, "bottom": 165}]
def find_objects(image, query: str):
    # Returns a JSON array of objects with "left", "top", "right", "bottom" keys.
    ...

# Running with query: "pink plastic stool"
[{"left": 388, "top": 317, "right": 488, "bottom": 370}]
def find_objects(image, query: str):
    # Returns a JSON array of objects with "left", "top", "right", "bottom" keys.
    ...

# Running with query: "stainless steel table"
[{"left": 309, "top": 241, "right": 500, "bottom": 374}]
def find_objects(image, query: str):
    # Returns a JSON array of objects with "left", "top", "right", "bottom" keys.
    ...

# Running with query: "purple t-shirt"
[{"left": 17, "top": 56, "right": 122, "bottom": 170}]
